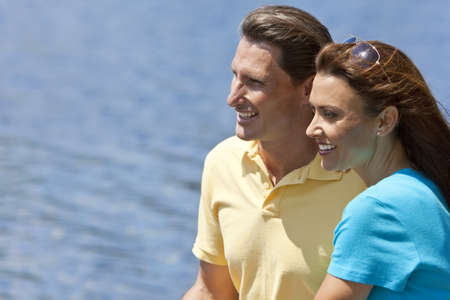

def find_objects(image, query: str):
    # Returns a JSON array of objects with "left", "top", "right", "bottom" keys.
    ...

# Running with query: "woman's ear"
[{"left": 376, "top": 106, "right": 399, "bottom": 136}]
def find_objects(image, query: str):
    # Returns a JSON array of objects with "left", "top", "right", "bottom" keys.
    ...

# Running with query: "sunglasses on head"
[{"left": 343, "top": 36, "right": 380, "bottom": 68}]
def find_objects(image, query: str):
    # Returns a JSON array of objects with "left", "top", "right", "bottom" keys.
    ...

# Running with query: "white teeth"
[
  {"left": 239, "top": 112, "right": 257, "bottom": 118},
  {"left": 318, "top": 144, "right": 336, "bottom": 151}
]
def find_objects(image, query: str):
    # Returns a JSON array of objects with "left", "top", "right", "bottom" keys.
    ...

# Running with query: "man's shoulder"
[
  {"left": 207, "top": 136, "right": 253, "bottom": 159},
  {"left": 338, "top": 169, "right": 367, "bottom": 196},
  {"left": 340, "top": 169, "right": 366, "bottom": 186},
  {"left": 202, "top": 136, "right": 254, "bottom": 177}
]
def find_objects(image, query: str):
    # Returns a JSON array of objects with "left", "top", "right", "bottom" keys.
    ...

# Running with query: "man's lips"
[{"left": 237, "top": 111, "right": 258, "bottom": 123}]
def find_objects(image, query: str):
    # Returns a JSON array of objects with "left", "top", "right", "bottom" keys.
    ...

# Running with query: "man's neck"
[{"left": 258, "top": 134, "right": 317, "bottom": 185}]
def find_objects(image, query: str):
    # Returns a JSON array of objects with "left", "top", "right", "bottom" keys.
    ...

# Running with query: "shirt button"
[{"left": 263, "top": 182, "right": 270, "bottom": 189}]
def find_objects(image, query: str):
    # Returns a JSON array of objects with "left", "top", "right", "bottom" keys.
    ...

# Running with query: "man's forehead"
[{"left": 232, "top": 38, "right": 280, "bottom": 72}]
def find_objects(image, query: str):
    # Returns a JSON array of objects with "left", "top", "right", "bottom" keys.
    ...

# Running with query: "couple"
[{"left": 183, "top": 5, "right": 450, "bottom": 300}]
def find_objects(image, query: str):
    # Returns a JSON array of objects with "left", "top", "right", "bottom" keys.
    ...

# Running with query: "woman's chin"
[
  {"left": 320, "top": 160, "right": 337, "bottom": 171},
  {"left": 321, "top": 159, "right": 349, "bottom": 172}
]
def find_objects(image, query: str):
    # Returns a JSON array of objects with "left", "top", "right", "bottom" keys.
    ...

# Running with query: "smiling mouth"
[
  {"left": 237, "top": 111, "right": 258, "bottom": 123},
  {"left": 239, "top": 111, "right": 257, "bottom": 119},
  {"left": 318, "top": 143, "right": 336, "bottom": 155}
]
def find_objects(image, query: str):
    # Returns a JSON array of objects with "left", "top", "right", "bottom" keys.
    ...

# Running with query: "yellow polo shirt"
[{"left": 193, "top": 136, "right": 365, "bottom": 300}]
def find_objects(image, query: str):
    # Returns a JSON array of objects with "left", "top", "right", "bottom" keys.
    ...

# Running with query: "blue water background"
[{"left": 0, "top": 1, "right": 449, "bottom": 299}]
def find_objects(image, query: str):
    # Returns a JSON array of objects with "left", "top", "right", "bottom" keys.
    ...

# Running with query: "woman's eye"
[{"left": 323, "top": 110, "right": 337, "bottom": 119}]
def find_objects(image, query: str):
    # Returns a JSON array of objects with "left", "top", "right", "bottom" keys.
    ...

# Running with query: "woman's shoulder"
[
  {"left": 365, "top": 169, "right": 443, "bottom": 206},
  {"left": 347, "top": 168, "right": 447, "bottom": 223}
]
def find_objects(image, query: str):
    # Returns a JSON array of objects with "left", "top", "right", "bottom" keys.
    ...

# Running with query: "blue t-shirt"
[{"left": 328, "top": 169, "right": 450, "bottom": 299}]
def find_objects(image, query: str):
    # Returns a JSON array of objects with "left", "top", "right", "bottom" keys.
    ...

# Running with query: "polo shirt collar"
[{"left": 242, "top": 140, "right": 342, "bottom": 185}]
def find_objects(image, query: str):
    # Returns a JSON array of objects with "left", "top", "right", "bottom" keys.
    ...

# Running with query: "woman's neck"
[{"left": 355, "top": 136, "right": 411, "bottom": 187}]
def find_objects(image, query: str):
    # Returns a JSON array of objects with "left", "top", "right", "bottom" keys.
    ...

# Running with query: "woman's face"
[{"left": 306, "top": 73, "right": 379, "bottom": 171}]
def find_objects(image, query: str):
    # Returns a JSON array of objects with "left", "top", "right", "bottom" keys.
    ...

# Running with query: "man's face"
[{"left": 227, "top": 38, "right": 307, "bottom": 142}]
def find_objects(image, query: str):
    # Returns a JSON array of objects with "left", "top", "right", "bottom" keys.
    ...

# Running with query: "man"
[{"left": 182, "top": 5, "right": 365, "bottom": 300}]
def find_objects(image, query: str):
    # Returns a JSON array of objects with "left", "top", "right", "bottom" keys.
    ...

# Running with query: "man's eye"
[{"left": 247, "top": 78, "right": 263, "bottom": 86}]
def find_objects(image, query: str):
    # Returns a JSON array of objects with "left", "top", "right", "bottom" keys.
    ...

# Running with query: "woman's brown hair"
[{"left": 316, "top": 41, "right": 450, "bottom": 205}]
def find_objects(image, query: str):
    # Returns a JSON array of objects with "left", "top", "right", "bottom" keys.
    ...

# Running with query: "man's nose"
[{"left": 227, "top": 77, "right": 246, "bottom": 107}]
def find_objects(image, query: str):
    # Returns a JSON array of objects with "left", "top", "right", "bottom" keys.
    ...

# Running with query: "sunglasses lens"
[
  {"left": 343, "top": 36, "right": 357, "bottom": 44},
  {"left": 350, "top": 43, "right": 380, "bottom": 67}
]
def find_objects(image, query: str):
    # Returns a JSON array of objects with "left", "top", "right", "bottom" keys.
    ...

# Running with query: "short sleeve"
[
  {"left": 328, "top": 194, "right": 420, "bottom": 292},
  {"left": 192, "top": 153, "right": 227, "bottom": 265}
]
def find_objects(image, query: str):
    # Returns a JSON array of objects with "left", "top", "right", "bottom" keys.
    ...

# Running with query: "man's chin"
[
  {"left": 235, "top": 131, "right": 255, "bottom": 141},
  {"left": 237, "top": 136, "right": 253, "bottom": 141},
  {"left": 235, "top": 123, "right": 260, "bottom": 140}
]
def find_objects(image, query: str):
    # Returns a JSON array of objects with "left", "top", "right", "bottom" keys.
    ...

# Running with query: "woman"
[{"left": 306, "top": 39, "right": 450, "bottom": 299}]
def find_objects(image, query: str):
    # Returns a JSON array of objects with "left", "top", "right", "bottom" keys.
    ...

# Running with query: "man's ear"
[
  {"left": 304, "top": 74, "right": 315, "bottom": 97},
  {"left": 299, "top": 74, "right": 315, "bottom": 104},
  {"left": 376, "top": 106, "right": 399, "bottom": 136}
]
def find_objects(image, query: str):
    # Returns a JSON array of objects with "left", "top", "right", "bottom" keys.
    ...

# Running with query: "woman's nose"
[{"left": 306, "top": 115, "right": 322, "bottom": 138}]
